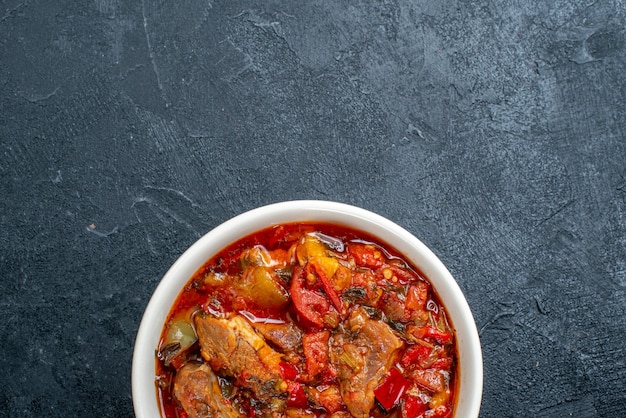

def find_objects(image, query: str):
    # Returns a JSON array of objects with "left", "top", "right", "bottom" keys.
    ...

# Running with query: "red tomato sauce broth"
[{"left": 156, "top": 223, "right": 458, "bottom": 418}]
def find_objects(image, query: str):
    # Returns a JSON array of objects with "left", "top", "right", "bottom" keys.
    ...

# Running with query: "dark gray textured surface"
[{"left": 1, "top": 0, "right": 625, "bottom": 416}]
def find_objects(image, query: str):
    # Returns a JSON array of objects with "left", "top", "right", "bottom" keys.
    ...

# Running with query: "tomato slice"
[
  {"left": 290, "top": 266, "right": 330, "bottom": 329},
  {"left": 385, "top": 264, "right": 418, "bottom": 284},
  {"left": 405, "top": 282, "right": 428, "bottom": 311},
  {"left": 348, "top": 243, "right": 384, "bottom": 269},
  {"left": 303, "top": 331, "right": 330, "bottom": 378}
]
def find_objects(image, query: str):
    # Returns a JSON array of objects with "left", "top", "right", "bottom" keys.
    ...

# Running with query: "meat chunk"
[
  {"left": 408, "top": 368, "right": 447, "bottom": 393},
  {"left": 194, "top": 314, "right": 287, "bottom": 402},
  {"left": 251, "top": 321, "right": 303, "bottom": 353},
  {"left": 173, "top": 363, "right": 244, "bottom": 418},
  {"left": 330, "top": 308, "right": 403, "bottom": 417}
]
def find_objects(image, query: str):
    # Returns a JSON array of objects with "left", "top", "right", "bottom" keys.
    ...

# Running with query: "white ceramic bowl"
[{"left": 132, "top": 200, "right": 483, "bottom": 417}]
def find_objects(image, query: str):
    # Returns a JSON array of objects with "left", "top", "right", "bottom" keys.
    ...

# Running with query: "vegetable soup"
[{"left": 156, "top": 223, "right": 458, "bottom": 418}]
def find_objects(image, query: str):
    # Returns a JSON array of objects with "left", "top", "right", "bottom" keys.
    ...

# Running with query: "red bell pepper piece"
[
  {"left": 424, "top": 326, "right": 452, "bottom": 345},
  {"left": 400, "top": 344, "right": 432, "bottom": 367},
  {"left": 410, "top": 326, "right": 453, "bottom": 345},
  {"left": 311, "top": 260, "right": 343, "bottom": 312},
  {"left": 374, "top": 368, "right": 411, "bottom": 411},
  {"left": 279, "top": 361, "right": 299, "bottom": 381},
  {"left": 287, "top": 381, "right": 308, "bottom": 408},
  {"left": 402, "top": 395, "right": 428, "bottom": 418}
]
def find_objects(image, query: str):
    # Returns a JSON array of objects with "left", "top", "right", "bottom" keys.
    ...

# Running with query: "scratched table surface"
[{"left": 1, "top": 0, "right": 625, "bottom": 417}]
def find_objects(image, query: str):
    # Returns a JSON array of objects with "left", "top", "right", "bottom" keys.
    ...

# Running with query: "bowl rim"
[{"left": 132, "top": 199, "right": 483, "bottom": 417}]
